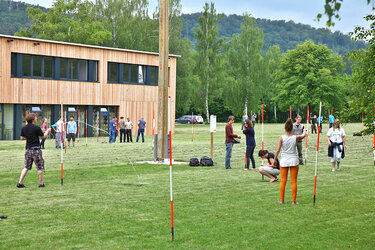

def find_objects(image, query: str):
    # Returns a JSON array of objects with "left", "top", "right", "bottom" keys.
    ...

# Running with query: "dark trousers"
[
  {"left": 120, "top": 129, "right": 126, "bottom": 142},
  {"left": 329, "top": 123, "right": 333, "bottom": 128},
  {"left": 136, "top": 129, "right": 144, "bottom": 142},
  {"left": 126, "top": 129, "right": 132, "bottom": 142},
  {"left": 246, "top": 145, "right": 256, "bottom": 169},
  {"left": 311, "top": 124, "right": 317, "bottom": 134},
  {"left": 40, "top": 138, "right": 46, "bottom": 149}
]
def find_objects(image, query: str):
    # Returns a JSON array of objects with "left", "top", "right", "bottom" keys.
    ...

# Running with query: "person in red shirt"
[{"left": 225, "top": 116, "right": 241, "bottom": 169}]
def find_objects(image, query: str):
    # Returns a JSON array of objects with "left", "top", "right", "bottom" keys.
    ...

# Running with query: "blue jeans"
[
  {"left": 136, "top": 129, "right": 145, "bottom": 142},
  {"left": 56, "top": 132, "right": 65, "bottom": 148},
  {"left": 225, "top": 142, "right": 234, "bottom": 169},
  {"left": 109, "top": 130, "right": 116, "bottom": 143}
]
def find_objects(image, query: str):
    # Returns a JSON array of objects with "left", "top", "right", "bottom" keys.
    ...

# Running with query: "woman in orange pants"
[{"left": 273, "top": 118, "right": 307, "bottom": 204}]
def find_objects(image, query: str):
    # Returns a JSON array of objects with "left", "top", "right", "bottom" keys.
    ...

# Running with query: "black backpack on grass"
[
  {"left": 189, "top": 158, "right": 200, "bottom": 166},
  {"left": 200, "top": 156, "right": 214, "bottom": 166}
]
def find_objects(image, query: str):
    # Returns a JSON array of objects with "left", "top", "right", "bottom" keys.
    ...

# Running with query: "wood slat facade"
[{"left": 0, "top": 35, "right": 177, "bottom": 137}]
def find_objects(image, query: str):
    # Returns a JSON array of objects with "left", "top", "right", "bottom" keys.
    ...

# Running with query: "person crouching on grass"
[
  {"left": 258, "top": 150, "right": 280, "bottom": 182},
  {"left": 17, "top": 113, "right": 52, "bottom": 188},
  {"left": 327, "top": 120, "right": 347, "bottom": 172},
  {"left": 273, "top": 119, "right": 307, "bottom": 204},
  {"left": 225, "top": 115, "right": 241, "bottom": 169}
]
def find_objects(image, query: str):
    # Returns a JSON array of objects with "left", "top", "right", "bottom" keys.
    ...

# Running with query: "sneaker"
[
  {"left": 226, "top": 167, "right": 233, "bottom": 170},
  {"left": 337, "top": 166, "right": 340, "bottom": 171},
  {"left": 17, "top": 183, "right": 25, "bottom": 188},
  {"left": 332, "top": 168, "right": 336, "bottom": 172},
  {"left": 250, "top": 168, "right": 257, "bottom": 171},
  {"left": 242, "top": 168, "right": 249, "bottom": 171},
  {"left": 292, "top": 202, "right": 299, "bottom": 205},
  {"left": 0, "top": 215, "right": 7, "bottom": 219},
  {"left": 299, "top": 162, "right": 304, "bottom": 165},
  {"left": 280, "top": 201, "right": 285, "bottom": 204},
  {"left": 269, "top": 179, "right": 278, "bottom": 182},
  {"left": 38, "top": 184, "right": 45, "bottom": 188}
]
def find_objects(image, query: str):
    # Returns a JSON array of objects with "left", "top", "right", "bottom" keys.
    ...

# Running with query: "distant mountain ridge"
[{"left": 180, "top": 13, "right": 366, "bottom": 55}]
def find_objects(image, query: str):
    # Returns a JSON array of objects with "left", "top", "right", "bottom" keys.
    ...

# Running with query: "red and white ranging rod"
[
  {"left": 168, "top": 96, "right": 174, "bottom": 241},
  {"left": 61, "top": 103, "right": 64, "bottom": 186},
  {"left": 191, "top": 112, "right": 194, "bottom": 142},
  {"left": 261, "top": 104, "right": 264, "bottom": 164},
  {"left": 305, "top": 105, "right": 309, "bottom": 164},
  {"left": 289, "top": 105, "right": 292, "bottom": 119},
  {"left": 313, "top": 101, "right": 322, "bottom": 205}
]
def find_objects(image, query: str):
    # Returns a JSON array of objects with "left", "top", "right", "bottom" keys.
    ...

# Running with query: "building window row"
[
  {"left": 11, "top": 53, "right": 98, "bottom": 82},
  {"left": 108, "top": 62, "right": 158, "bottom": 86}
]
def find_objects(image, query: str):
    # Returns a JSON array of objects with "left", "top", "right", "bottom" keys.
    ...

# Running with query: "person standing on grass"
[
  {"left": 293, "top": 115, "right": 305, "bottom": 165},
  {"left": 258, "top": 150, "right": 280, "bottom": 182},
  {"left": 225, "top": 116, "right": 241, "bottom": 170},
  {"left": 67, "top": 116, "right": 77, "bottom": 147},
  {"left": 317, "top": 115, "right": 323, "bottom": 133},
  {"left": 243, "top": 119, "right": 256, "bottom": 170},
  {"left": 311, "top": 115, "right": 317, "bottom": 134},
  {"left": 125, "top": 117, "right": 133, "bottom": 143},
  {"left": 109, "top": 116, "right": 117, "bottom": 143},
  {"left": 273, "top": 119, "right": 307, "bottom": 204},
  {"left": 329, "top": 113, "right": 335, "bottom": 128},
  {"left": 40, "top": 118, "right": 48, "bottom": 149},
  {"left": 251, "top": 113, "right": 257, "bottom": 128},
  {"left": 17, "top": 113, "right": 51, "bottom": 188},
  {"left": 54, "top": 117, "right": 65, "bottom": 149},
  {"left": 119, "top": 116, "right": 126, "bottom": 143},
  {"left": 241, "top": 110, "right": 248, "bottom": 130},
  {"left": 327, "top": 121, "right": 347, "bottom": 172},
  {"left": 136, "top": 118, "right": 146, "bottom": 143}
]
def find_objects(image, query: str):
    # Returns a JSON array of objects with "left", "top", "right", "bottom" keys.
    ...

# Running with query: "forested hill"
[
  {"left": 0, "top": 1, "right": 47, "bottom": 35},
  {"left": 181, "top": 13, "right": 366, "bottom": 55}
]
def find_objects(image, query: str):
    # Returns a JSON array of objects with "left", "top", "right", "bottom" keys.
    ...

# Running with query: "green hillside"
[{"left": 181, "top": 13, "right": 366, "bottom": 55}]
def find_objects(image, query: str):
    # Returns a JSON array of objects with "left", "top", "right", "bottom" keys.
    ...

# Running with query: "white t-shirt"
[
  {"left": 125, "top": 121, "right": 133, "bottom": 130},
  {"left": 327, "top": 128, "right": 346, "bottom": 143},
  {"left": 280, "top": 135, "right": 299, "bottom": 167},
  {"left": 56, "top": 120, "right": 64, "bottom": 133}
]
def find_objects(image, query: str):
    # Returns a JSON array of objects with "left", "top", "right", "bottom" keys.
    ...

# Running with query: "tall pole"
[
  {"left": 77, "top": 109, "right": 80, "bottom": 142},
  {"left": 191, "top": 112, "right": 194, "bottom": 142},
  {"left": 289, "top": 105, "right": 292, "bottom": 119},
  {"left": 305, "top": 105, "right": 309, "bottom": 164},
  {"left": 168, "top": 96, "right": 174, "bottom": 241},
  {"left": 61, "top": 103, "right": 64, "bottom": 186},
  {"left": 313, "top": 101, "right": 322, "bottom": 205},
  {"left": 262, "top": 104, "right": 264, "bottom": 164},
  {"left": 362, "top": 111, "right": 364, "bottom": 131},
  {"left": 157, "top": 0, "right": 169, "bottom": 160},
  {"left": 85, "top": 109, "right": 88, "bottom": 147}
]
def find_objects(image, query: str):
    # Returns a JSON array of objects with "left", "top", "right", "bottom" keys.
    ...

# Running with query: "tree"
[
  {"left": 224, "top": 13, "right": 264, "bottom": 117},
  {"left": 273, "top": 41, "right": 346, "bottom": 114},
  {"left": 16, "top": 0, "right": 112, "bottom": 46},
  {"left": 194, "top": 2, "right": 224, "bottom": 122}
]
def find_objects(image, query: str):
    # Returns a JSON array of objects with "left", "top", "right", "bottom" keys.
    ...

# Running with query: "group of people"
[
  {"left": 108, "top": 117, "right": 146, "bottom": 143},
  {"left": 225, "top": 112, "right": 347, "bottom": 204}
]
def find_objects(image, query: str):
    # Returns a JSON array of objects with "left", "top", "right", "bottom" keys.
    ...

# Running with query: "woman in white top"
[
  {"left": 273, "top": 119, "right": 307, "bottom": 204},
  {"left": 326, "top": 121, "right": 347, "bottom": 172}
]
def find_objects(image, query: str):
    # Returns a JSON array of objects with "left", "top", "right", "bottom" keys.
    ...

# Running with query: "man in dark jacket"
[{"left": 225, "top": 116, "right": 241, "bottom": 169}]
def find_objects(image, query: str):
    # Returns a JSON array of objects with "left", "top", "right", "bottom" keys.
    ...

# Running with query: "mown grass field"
[{"left": 0, "top": 122, "right": 374, "bottom": 249}]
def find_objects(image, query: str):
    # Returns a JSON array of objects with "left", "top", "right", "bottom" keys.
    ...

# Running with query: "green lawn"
[{"left": 0, "top": 123, "right": 374, "bottom": 249}]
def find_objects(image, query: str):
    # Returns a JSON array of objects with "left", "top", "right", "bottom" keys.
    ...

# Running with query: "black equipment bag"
[
  {"left": 200, "top": 156, "right": 214, "bottom": 166},
  {"left": 189, "top": 158, "right": 200, "bottom": 166}
]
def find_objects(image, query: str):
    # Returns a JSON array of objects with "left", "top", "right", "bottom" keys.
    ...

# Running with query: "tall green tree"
[
  {"left": 224, "top": 13, "right": 264, "bottom": 117},
  {"left": 16, "top": 0, "right": 112, "bottom": 46},
  {"left": 273, "top": 40, "right": 346, "bottom": 114},
  {"left": 194, "top": 2, "right": 224, "bottom": 122}
]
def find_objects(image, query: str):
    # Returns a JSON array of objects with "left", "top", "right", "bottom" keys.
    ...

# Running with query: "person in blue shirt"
[
  {"left": 67, "top": 116, "right": 77, "bottom": 147},
  {"left": 243, "top": 119, "right": 256, "bottom": 170},
  {"left": 136, "top": 118, "right": 147, "bottom": 143},
  {"left": 109, "top": 116, "right": 117, "bottom": 143},
  {"left": 329, "top": 113, "right": 335, "bottom": 128},
  {"left": 317, "top": 116, "right": 323, "bottom": 133}
]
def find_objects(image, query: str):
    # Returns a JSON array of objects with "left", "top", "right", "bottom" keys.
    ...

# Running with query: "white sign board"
[{"left": 210, "top": 115, "right": 217, "bottom": 132}]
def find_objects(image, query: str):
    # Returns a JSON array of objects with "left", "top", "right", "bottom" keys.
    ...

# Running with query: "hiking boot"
[
  {"left": 38, "top": 184, "right": 45, "bottom": 188},
  {"left": 17, "top": 183, "right": 25, "bottom": 188}
]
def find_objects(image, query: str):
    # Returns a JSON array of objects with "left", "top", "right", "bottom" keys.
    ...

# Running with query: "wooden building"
[{"left": 0, "top": 34, "right": 178, "bottom": 140}]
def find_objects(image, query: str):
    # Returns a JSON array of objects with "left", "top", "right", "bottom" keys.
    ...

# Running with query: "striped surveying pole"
[
  {"left": 191, "top": 112, "right": 194, "bottom": 142},
  {"left": 261, "top": 104, "right": 264, "bottom": 164},
  {"left": 85, "top": 109, "right": 88, "bottom": 147},
  {"left": 64, "top": 114, "right": 67, "bottom": 153},
  {"left": 61, "top": 103, "right": 64, "bottom": 186},
  {"left": 168, "top": 96, "right": 174, "bottom": 241},
  {"left": 313, "top": 101, "right": 322, "bottom": 205},
  {"left": 305, "top": 105, "right": 310, "bottom": 164},
  {"left": 290, "top": 105, "right": 292, "bottom": 119},
  {"left": 77, "top": 109, "right": 80, "bottom": 142}
]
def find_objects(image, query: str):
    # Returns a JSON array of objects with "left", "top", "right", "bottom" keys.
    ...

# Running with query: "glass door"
[{"left": 100, "top": 107, "right": 109, "bottom": 136}]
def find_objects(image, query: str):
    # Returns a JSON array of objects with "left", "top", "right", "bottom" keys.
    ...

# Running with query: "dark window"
[
  {"left": 130, "top": 64, "right": 138, "bottom": 83},
  {"left": 93, "top": 61, "right": 98, "bottom": 82},
  {"left": 109, "top": 62, "right": 118, "bottom": 82},
  {"left": 78, "top": 60, "right": 87, "bottom": 81},
  {"left": 69, "top": 59, "right": 78, "bottom": 80},
  {"left": 149, "top": 66, "right": 158, "bottom": 84},
  {"left": 44, "top": 56, "right": 53, "bottom": 78},
  {"left": 22, "top": 54, "right": 31, "bottom": 77},
  {"left": 123, "top": 64, "right": 130, "bottom": 83},
  {"left": 33, "top": 55, "right": 42, "bottom": 77},
  {"left": 11, "top": 53, "right": 16, "bottom": 76},
  {"left": 60, "top": 58, "right": 68, "bottom": 79}
]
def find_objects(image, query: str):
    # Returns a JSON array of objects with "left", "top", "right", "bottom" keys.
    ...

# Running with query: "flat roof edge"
[{"left": 0, "top": 34, "right": 181, "bottom": 58}]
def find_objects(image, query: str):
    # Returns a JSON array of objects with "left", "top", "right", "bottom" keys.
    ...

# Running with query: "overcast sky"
[{"left": 20, "top": 0, "right": 373, "bottom": 34}]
